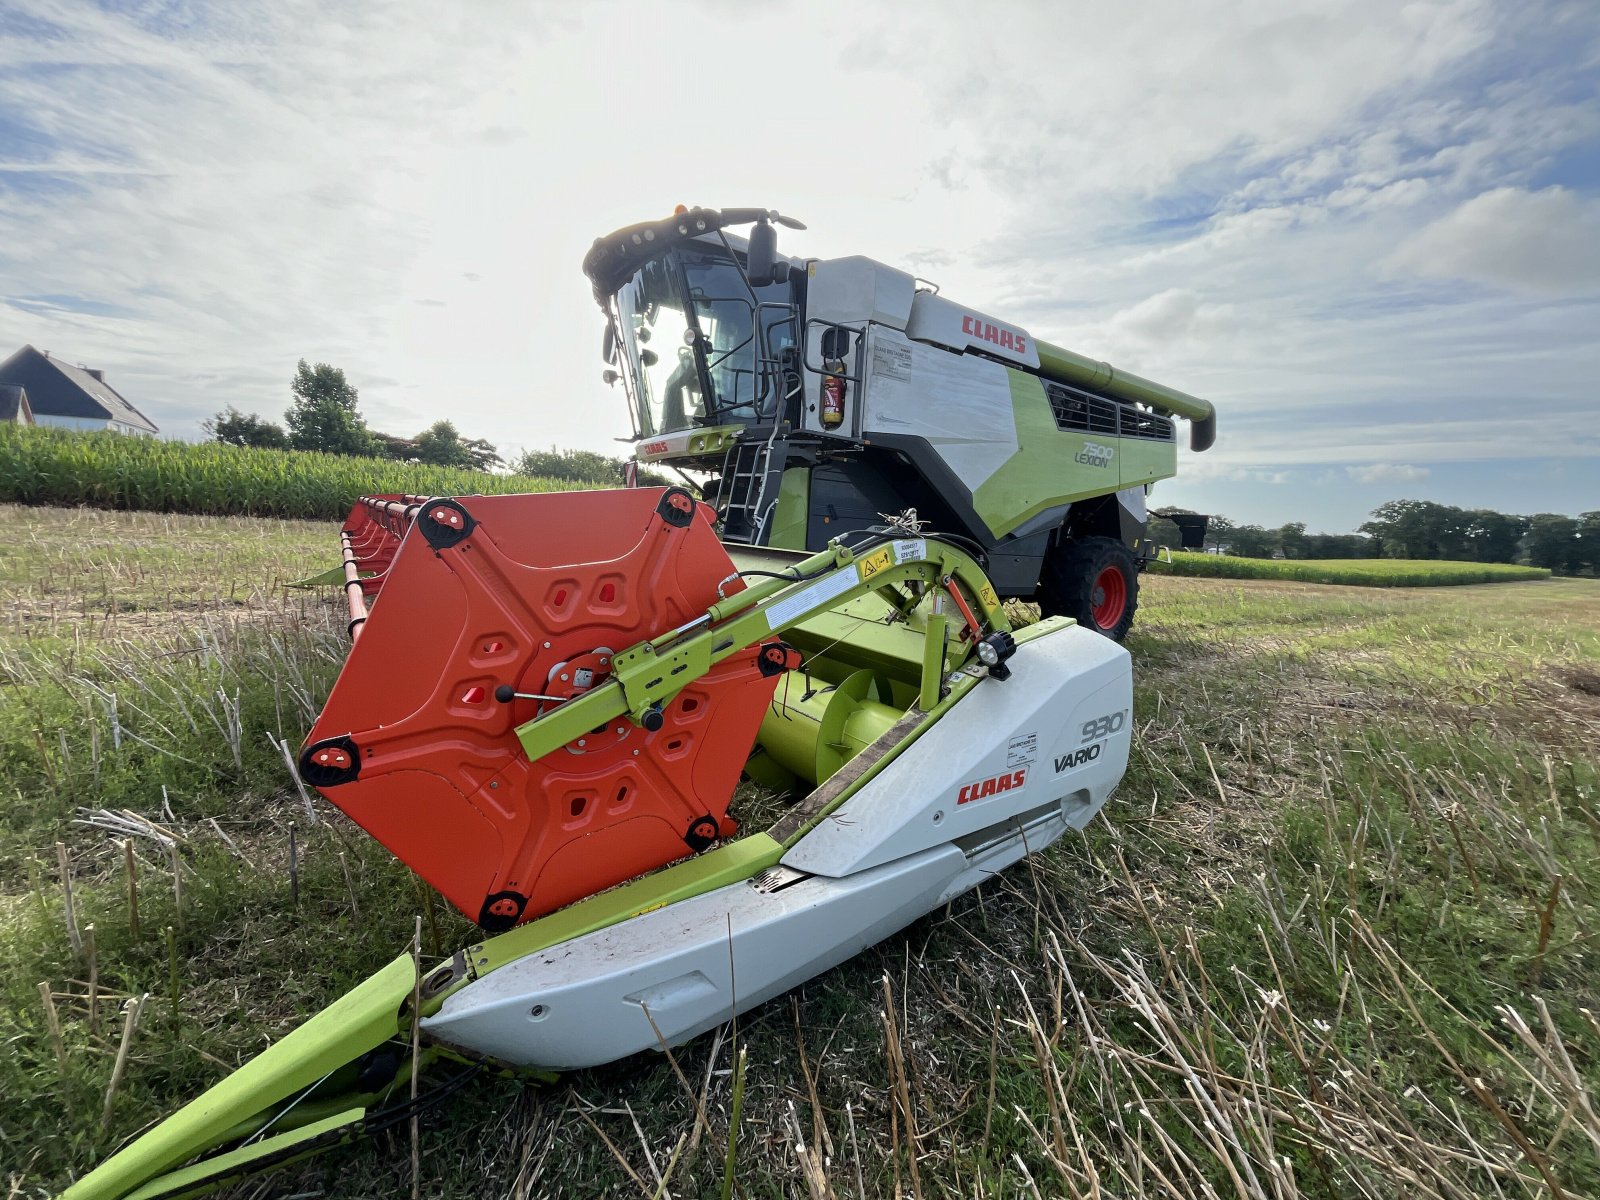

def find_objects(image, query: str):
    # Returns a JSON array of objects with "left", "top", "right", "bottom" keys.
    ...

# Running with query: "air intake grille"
[{"left": 1046, "top": 382, "right": 1174, "bottom": 442}]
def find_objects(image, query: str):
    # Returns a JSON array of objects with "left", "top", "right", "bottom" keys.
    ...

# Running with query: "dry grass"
[{"left": 3, "top": 507, "right": 1597, "bottom": 1199}]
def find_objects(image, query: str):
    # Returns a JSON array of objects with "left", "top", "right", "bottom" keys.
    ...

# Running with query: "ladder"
[{"left": 718, "top": 429, "right": 788, "bottom": 544}]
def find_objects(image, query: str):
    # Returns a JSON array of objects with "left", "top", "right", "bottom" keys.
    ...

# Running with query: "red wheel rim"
[{"left": 1090, "top": 565, "right": 1127, "bottom": 629}]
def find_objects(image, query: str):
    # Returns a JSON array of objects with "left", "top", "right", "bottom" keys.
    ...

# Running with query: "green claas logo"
[{"left": 1075, "top": 441, "right": 1114, "bottom": 468}]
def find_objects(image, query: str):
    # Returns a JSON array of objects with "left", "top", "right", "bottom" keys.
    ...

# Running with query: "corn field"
[
  {"left": 0, "top": 426, "right": 587, "bottom": 520},
  {"left": 1149, "top": 550, "right": 1551, "bottom": 587}
]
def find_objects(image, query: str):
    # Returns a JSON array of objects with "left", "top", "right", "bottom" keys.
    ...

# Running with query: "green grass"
[
  {"left": 3, "top": 506, "right": 1598, "bottom": 1198},
  {"left": 1150, "top": 549, "right": 1552, "bottom": 586},
  {"left": 0, "top": 425, "right": 587, "bottom": 520}
]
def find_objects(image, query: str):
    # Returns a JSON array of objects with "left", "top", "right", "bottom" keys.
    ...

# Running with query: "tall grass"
[
  {"left": 1150, "top": 550, "right": 1551, "bottom": 587},
  {"left": 0, "top": 426, "right": 586, "bottom": 520}
]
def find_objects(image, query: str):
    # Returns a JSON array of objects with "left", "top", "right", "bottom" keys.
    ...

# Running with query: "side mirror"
[
  {"left": 602, "top": 324, "right": 617, "bottom": 364},
  {"left": 746, "top": 217, "right": 777, "bottom": 288}
]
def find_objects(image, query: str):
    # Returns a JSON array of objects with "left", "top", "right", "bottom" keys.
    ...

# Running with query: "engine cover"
[{"left": 300, "top": 488, "right": 779, "bottom": 930}]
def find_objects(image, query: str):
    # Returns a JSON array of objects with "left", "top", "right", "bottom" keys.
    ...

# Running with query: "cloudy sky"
[{"left": 1, "top": 0, "right": 1596, "bottom": 532}]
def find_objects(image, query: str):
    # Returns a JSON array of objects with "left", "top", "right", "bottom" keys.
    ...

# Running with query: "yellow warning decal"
[
  {"left": 979, "top": 583, "right": 1000, "bottom": 610},
  {"left": 858, "top": 546, "right": 894, "bottom": 581}
]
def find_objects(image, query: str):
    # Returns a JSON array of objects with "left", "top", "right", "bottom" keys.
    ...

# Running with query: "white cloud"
[
  {"left": 1100, "top": 289, "right": 1236, "bottom": 354},
  {"left": 1346, "top": 463, "right": 1432, "bottom": 483},
  {"left": 0, "top": 0, "right": 1595, "bottom": 536},
  {"left": 1388, "top": 186, "right": 1600, "bottom": 293}
]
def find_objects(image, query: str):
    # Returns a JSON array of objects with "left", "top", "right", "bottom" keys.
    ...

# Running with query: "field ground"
[
  {"left": 2, "top": 504, "right": 1598, "bottom": 1198},
  {"left": 1149, "top": 550, "right": 1553, "bottom": 587}
]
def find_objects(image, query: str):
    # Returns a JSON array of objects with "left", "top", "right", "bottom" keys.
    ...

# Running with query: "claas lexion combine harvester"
[{"left": 66, "top": 209, "right": 1216, "bottom": 1199}]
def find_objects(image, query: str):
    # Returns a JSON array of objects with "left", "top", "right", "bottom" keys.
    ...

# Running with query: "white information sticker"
[
  {"left": 873, "top": 339, "right": 913, "bottom": 382},
  {"left": 893, "top": 539, "right": 926, "bottom": 564},
  {"left": 766, "top": 569, "right": 858, "bottom": 630},
  {"left": 1006, "top": 731, "right": 1039, "bottom": 769}
]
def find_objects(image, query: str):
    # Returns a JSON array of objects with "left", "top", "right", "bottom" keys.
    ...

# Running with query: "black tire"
[{"left": 1038, "top": 536, "right": 1139, "bottom": 641}]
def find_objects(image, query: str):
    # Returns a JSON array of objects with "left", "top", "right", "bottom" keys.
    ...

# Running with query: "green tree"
[
  {"left": 202, "top": 407, "right": 288, "bottom": 450},
  {"left": 510, "top": 446, "right": 669, "bottom": 487},
  {"left": 461, "top": 436, "right": 503, "bottom": 472},
  {"left": 1462, "top": 509, "right": 1527, "bottom": 563},
  {"left": 1305, "top": 533, "right": 1376, "bottom": 558},
  {"left": 1578, "top": 511, "right": 1600, "bottom": 576},
  {"left": 1227, "top": 525, "right": 1277, "bottom": 558},
  {"left": 1276, "top": 522, "right": 1309, "bottom": 559},
  {"left": 1360, "top": 499, "right": 1467, "bottom": 560},
  {"left": 413, "top": 420, "right": 474, "bottom": 468},
  {"left": 1523, "top": 513, "right": 1580, "bottom": 574},
  {"left": 285, "top": 361, "right": 374, "bottom": 456},
  {"left": 1202, "top": 514, "right": 1235, "bottom": 552}
]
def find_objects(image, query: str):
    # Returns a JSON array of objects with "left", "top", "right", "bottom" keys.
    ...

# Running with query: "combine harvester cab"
[{"left": 65, "top": 484, "right": 1134, "bottom": 1199}]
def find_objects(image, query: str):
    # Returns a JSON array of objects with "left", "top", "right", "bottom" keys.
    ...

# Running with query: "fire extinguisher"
[{"left": 820, "top": 361, "right": 846, "bottom": 429}]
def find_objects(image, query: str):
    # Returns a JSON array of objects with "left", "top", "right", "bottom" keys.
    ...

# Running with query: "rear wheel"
[{"left": 1039, "top": 536, "right": 1139, "bottom": 641}]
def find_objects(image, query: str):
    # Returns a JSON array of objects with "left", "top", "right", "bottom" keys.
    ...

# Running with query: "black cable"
[
  {"left": 835, "top": 526, "right": 991, "bottom": 568},
  {"left": 732, "top": 562, "right": 835, "bottom": 586},
  {"left": 361, "top": 1062, "right": 485, "bottom": 1137}
]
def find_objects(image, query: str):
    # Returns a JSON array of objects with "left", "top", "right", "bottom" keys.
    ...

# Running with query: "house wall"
[{"left": 35, "top": 414, "right": 154, "bottom": 436}]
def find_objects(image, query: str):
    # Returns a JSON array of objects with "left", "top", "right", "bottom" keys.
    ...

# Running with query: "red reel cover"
[{"left": 301, "top": 488, "right": 778, "bottom": 930}]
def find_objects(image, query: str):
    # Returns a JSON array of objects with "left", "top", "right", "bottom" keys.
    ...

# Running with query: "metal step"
[{"left": 719, "top": 431, "right": 789, "bottom": 544}]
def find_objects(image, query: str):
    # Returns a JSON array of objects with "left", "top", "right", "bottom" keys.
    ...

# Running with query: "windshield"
[{"left": 612, "top": 244, "right": 796, "bottom": 438}]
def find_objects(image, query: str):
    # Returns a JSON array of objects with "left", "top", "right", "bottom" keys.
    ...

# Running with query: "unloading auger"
[{"left": 65, "top": 486, "right": 1132, "bottom": 1199}]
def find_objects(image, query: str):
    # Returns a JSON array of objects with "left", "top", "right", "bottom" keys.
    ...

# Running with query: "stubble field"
[{"left": 2, "top": 503, "right": 1597, "bottom": 1198}]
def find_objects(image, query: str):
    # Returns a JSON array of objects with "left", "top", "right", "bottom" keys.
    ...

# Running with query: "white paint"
[
  {"left": 904, "top": 290, "right": 1041, "bottom": 370},
  {"left": 805, "top": 256, "right": 916, "bottom": 330},
  {"left": 860, "top": 327, "right": 1018, "bottom": 490},
  {"left": 33, "top": 414, "right": 152, "bottom": 435},
  {"left": 783, "top": 622, "right": 1130, "bottom": 877},
  {"left": 422, "top": 844, "right": 968, "bottom": 1069}
]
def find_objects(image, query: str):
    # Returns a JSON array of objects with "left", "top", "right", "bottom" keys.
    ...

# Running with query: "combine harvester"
[{"left": 66, "top": 210, "right": 1216, "bottom": 1198}]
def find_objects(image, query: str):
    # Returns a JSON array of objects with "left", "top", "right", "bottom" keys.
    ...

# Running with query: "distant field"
[
  {"left": 0, "top": 425, "right": 587, "bottom": 520},
  {"left": 1150, "top": 549, "right": 1552, "bottom": 586}
]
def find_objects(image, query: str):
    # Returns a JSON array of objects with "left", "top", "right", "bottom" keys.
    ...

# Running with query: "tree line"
[
  {"left": 1153, "top": 499, "right": 1600, "bottom": 575},
  {"left": 204, "top": 360, "right": 655, "bottom": 485}
]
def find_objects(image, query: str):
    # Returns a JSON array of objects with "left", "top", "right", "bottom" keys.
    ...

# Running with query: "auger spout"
[{"left": 1035, "top": 338, "right": 1217, "bottom": 451}]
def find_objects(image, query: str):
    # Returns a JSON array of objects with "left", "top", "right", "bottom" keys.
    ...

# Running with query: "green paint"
[
  {"left": 756, "top": 670, "right": 902, "bottom": 785},
  {"left": 970, "top": 370, "right": 1184, "bottom": 536},
  {"left": 62, "top": 954, "right": 416, "bottom": 1200},
  {"left": 768, "top": 467, "right": 810, "bottom": 550},
  {"left": 123, "top": 1109, "right": 365, "bottom": 1200},
  {"left": 972, "top": 372, "right": 1117, "bottom": 537},
  {"left": 1035, "top": 339, "right": 1213, "bottom": 424},
  {"left": 486, "top": 543, "right": 1013, "bottom": 973},
  {"left": 1118, "top": 435, "right": 1176, "bottom": 490},
  {"left": 779, "top": 669, "right": 980, "bottom": 848},
  {"left": 284, "top": 563, "right": 354, "bottom": 589},
  {"left": 920, "top": 609, "right": 948, "bottom": 710}
]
